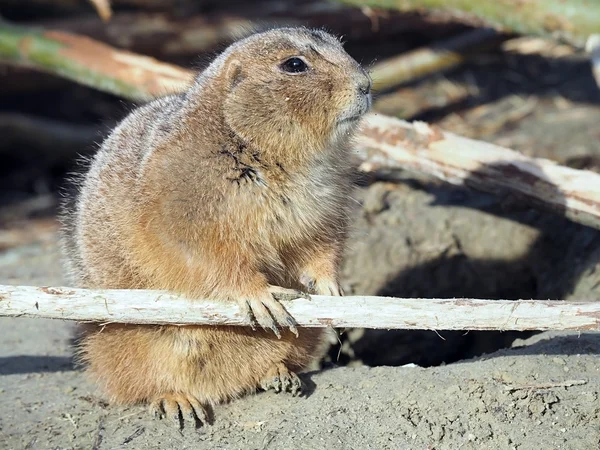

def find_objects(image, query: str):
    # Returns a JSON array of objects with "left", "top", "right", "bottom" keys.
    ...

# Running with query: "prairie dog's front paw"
[
  {"left": 300, "top": 275, "right": 343, "bottom": 296},
  {"left": 238, "top": 286, "right": 305, "bottom": 338}
]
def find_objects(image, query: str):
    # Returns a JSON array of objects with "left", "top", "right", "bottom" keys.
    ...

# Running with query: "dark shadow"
[
  {"left": 408, "top": 51, "right": 600, "bottom": 123},
  {"left": 508, "top": 333, "right": 600, "bottom": 356},
  {"left": 451, "top": 332, "right": 600, "bottom": 364},
  {"left": 297, "top": 371, "right": 318, "bottom": 398},
  {"left": 332, "top": 160, "right": 600, "bottom": 367},
  {"left": 0, "top": 355, "right": 74, "bottom": 375}
]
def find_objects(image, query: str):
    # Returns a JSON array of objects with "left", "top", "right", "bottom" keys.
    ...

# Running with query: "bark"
[
  {"left": 0, "top": 284, "right": 598, "bottom": 331},
  {"left": 339, "top": 0, "right": 600, "bottom": 47},
  {"left": 371, "top": 27, "right": 505, "bottom": 91},
  {"left": 0, "top": 21, "right": 194, "bottom": 101},
  {"left": 587, "top": 35, "right": 600, "bottom": 89},
  {"left": 355, "top": 114, "right": 600, "bottom": 231}
]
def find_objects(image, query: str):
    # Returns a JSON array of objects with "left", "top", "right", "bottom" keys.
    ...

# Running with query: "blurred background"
[{"left": 1, "top": 0, "right": 600, "bottom": 368}]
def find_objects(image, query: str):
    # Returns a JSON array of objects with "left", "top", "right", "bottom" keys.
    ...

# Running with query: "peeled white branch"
[
  {"left": 587, "top": 34, "right": 600, "bottom": 89},
  {"left": 0, "top": 285, "right": 598, "bottom": 331},
  {"left": 356, "top": 114, "right": 600, "bottom": 230}
]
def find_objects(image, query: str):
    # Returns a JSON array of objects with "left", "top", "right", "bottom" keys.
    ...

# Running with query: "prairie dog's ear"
[{"left": 225, "top": 59, "right": 244, "bottom": 90}]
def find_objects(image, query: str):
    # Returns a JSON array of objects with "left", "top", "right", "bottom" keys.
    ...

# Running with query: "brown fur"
[{"left": 60, "top": 27, "right": 371, "bottom": 420}]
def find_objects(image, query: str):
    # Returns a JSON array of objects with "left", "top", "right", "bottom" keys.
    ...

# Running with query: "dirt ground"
[
  {"left": 2, "top": 13, "right": 600, "bottom": 450},
  {"left": 0, "top": 234, "right": 600, "bottom": 450},
  {"left": 1, "top": 236, "right": 600, "bottom": 450}
]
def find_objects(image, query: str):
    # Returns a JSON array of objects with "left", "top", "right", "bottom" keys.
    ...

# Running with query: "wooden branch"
[
  {"left": 0, "top": 285, "right": 598, "bottom": 331},
  {"left": 339, "top": 0, "right": 600, "bottom": 47},
  {"left": 355, "top": 114, "right": 600, "bottom": 231},
  {"left": 39, "top": 6, "right": 473, "bottom": 61},
  {"left": 587, "top": 34, "right": 600, "bottom": 89},
  {"left": 0, "top": 21, "right": 194, "bottom": 101},
  {"left": 371, "top": 27, "right": 506, "bottom": 91}
]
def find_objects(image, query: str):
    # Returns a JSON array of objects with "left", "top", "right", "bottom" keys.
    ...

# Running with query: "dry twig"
[
  {"left": 355, "top": 115, "right": 600, "bottom": 231},
  {"left": 88, "top": 0, "right": 112, "bottom": 21},
  {"left": 340, "top": 0, "right": 600, "bottom": 47},
  {"left": 0, "top": 285, "right": 599, "bottom": 331},
  {"left": 0, "top": 21, "right": 194, "bottom": 101}
]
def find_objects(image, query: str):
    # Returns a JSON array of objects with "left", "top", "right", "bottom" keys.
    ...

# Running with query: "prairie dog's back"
[{"left": 64, "top": 94, "right": 184, "bottom": 288}]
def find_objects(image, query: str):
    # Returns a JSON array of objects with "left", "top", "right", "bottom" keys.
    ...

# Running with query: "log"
[
  {"left": 0, "top": 285, "right": 598, "bottom": 331},
  {"left": 38, "top": 6, "right": 473, "bottom": 61},
  {"left": 371, "top": 27, "right": 506, "bottom": 91},
  {"left": 0, "top": 21, "right": 194, "bottom": 101},
  {"left": 587, "top": 34, "right": 600, "bottom": 89},
  {"left": 355, "top": 114, "right": 600, "bottom": 231},
  {"left": 338, "top": 0, "right": 600, "bottom": 47}
]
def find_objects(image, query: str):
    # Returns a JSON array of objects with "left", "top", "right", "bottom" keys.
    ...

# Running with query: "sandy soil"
[
  {"left": 1, "top": 192, "right": 599, "bottom": 450},
  {"left": 2, "top": 322, "right": 599, "bottom": 450}
]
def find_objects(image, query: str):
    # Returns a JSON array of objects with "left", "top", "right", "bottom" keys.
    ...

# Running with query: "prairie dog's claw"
[
  {"left": 239, "top": 286, "right": 301, "bottom": 337},
  {"left": 150, "top": 393, "right": 208, "bottom": 429},
  {"left": 260, "top": 363, "right": 303, "bottom": 396},
  {"left": 299, "top": 276, "right": 342, "bottom": 296},
  {"left": 268, "top": 285, "right": 310, "bottom": 301}
]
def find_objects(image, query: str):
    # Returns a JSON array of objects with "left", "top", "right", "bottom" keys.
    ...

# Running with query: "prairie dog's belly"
[{"left": 158, "top": 326, "right": 324, "bottom": 402}]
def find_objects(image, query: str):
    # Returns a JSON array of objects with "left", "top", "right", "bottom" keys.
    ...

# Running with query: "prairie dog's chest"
[{"left": 257, "top": 167, "right": 344, "bottom": 231}]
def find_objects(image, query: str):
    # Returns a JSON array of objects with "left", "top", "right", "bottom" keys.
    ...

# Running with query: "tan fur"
[{"left": 61, "top": 27, "right": 371, "bottom": 419}]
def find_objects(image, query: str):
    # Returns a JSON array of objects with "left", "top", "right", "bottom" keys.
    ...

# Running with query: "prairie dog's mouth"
[
  {"left": 338, "top": 115, "right": 361, "bottom": 124},
  {"left": 337, "top": 95, "right": 371, "bottom": 125}
]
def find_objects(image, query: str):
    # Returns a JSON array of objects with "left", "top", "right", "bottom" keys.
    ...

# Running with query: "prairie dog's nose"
[{"left": 357, "top": 71, "right": 372, "bottom": 95}]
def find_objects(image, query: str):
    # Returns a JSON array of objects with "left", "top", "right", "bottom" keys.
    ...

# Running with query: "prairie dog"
[{"left": 62, "top": 27, "right": 371, "bottom": 425}]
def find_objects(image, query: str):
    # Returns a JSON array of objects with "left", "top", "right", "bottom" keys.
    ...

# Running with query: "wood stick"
[
  {"left": 339, "top": 0, "right": 600, "bottom": 47},
  {"left": 355, "top": 114, "right": 600, "bottom": 231},
  {"left": 587, "top": 34, "right": 600, "bottom": 89},
  {"left": 371, "top": 27, "right": 506, "bottom": 91},
  {"left": 0, "top": 21, "right": 194, "bottom": 101},
  {"left": 0, "top": 285, "right": 598, "bottom": 331}
]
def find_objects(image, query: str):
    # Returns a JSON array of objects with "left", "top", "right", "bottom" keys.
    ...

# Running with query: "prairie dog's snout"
[
  {"left": 338, "top": 66, "right": 372, "bottom": 124},
  {"left": 355, "top": 69, "right": 373, "bottom": 112},
  {"left": 356, "top": 68, "right": 372, "bottom": 96}
]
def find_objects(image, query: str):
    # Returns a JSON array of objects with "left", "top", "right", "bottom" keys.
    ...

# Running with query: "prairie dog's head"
[{"left": 213, "top": 27, "right": 371, "bottom": 154}]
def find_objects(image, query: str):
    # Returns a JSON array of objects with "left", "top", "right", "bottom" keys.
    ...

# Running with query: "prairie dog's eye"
[{"left": 280, "top": 57, "right": 309, "bottom": 74}]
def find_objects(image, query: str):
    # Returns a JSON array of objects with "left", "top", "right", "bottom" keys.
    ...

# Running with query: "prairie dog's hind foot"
[
  {"left": 237, "top": 286, "right": 308, "bottom": 338},
  {"left": 150, "top": 393, "right": 209, "bottom": 429},
  {"left": 260, "top": 362, "right": 303, "bottom": 396}
]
